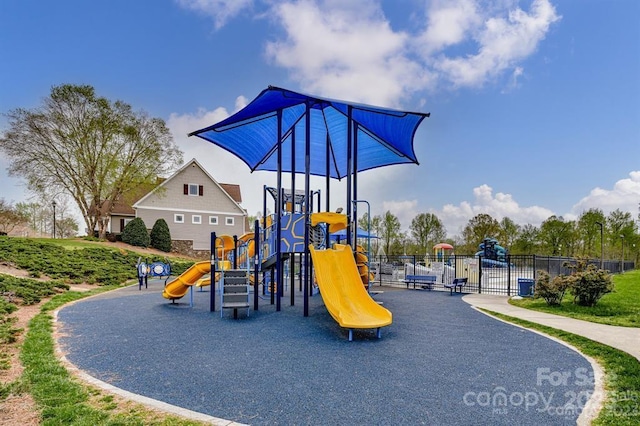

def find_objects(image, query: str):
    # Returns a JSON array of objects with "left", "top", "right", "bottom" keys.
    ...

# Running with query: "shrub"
[
  {"left": 534, "top": 270, "right": 569, "bottom": 306},
  {"left": 121, "top": 218, "right": 150, "bottom": 248},
  {"left": 565, "top": 260, "right": 613, "bottom": 307},
  {"left": 150, "top": 218, "right": 172, "bottom": 252}
]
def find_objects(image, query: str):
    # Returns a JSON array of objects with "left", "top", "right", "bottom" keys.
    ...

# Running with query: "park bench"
[
  {"left": 403, "top": 275, "right": 437, "bottom": 290},
  {"left": 443, "top": 277, "right": 468, "bottom": 295}
]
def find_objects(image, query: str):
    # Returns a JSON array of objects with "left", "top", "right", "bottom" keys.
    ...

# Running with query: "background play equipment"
[
  {"left": 309, "top": 243, "right": 392, "bottom": 341},
  {"left": 475, "top": 238, "right": 510, "bottom": 267},
  {"left": 355, "top": 245, "right": 376, "bottom": 286},
  {"left": 433, "top": 242, "right": 454, "bottom": 263}
]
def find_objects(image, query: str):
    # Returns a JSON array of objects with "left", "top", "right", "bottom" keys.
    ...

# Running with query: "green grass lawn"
[{"left": 509, "top": 269, "right": 640, "bottom": 327}]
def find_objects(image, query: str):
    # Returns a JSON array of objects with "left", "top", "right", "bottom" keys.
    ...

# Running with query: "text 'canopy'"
[{"left": 189, "top": 86, "right": 429, "bottom": 179}]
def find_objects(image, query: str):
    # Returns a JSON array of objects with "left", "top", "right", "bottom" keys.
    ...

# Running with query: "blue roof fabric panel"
[{"left": 190, "top": 86, "right": 429, "bottom": 179}]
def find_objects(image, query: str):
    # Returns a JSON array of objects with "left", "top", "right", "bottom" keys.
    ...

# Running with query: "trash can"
[{"left": 518, "top": 278, "right": 535, "bottom": 297}]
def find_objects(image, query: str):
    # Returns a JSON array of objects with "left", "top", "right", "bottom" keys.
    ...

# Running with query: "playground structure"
[
  {"left": 475, "top": 237, "right": 511, "bottom": 268},
  {"left": 160, "top": 86, "right": 429, "bottom": 339},
  {"left": 161, "top": 184, "right": 387, "bottom": 337}
]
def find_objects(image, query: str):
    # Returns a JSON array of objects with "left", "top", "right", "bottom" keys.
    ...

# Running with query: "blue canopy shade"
[
  {"left": 189, "top": 86, "right": 429, "bottom": 179},
  {"left": 331, "top": 227, "right": 378, "bottom": 240}
]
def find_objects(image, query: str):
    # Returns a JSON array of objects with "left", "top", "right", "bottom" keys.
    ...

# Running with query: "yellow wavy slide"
[
  {"left": 162, "top": 261, "right": 211, "bottom": 300},
  {"left": 309, "top": 243, "right": 392, "bottom": 340}
]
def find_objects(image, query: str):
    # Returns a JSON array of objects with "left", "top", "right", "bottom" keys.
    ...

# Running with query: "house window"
[
  {"left": 225, "top": 217, "right": 234, "bottom": 226},
  {"left": 192, "top": 215, "right": 202, "bottom": 224},
  {"left": 209, "top": 216, "right": 218, "bottom": 225},
  {"left": 174, "top": 214, "right": 184, "bottom": 223},
  {"left": 184, "top": 183, "right": 203, "bottom": 196}
]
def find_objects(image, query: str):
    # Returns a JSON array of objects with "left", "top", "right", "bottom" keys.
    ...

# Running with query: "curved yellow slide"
[
  {"left": 309, "top": 244, "right": 392, "bottom": 340},
  {"left": 162, "top": 261, "right": 211, "bottom": 300}
]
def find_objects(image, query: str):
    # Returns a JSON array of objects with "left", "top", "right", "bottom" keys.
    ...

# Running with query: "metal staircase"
[{"left": 220, "top": 269, "right": 250, "bottom": 319}]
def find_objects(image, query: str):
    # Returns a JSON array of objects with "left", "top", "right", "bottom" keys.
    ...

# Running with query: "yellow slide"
[
  {"left": 235, "top": 233, "right": 256, "bottom": 268},
  {"left": 194, "top": 272, "right": 220, "bottom": 288},
  {"left": 162, "top": 261, "right": 211, "bottom": 300},
  {"left": 309, "top": 244, "right": 392, "bottom": 340}
]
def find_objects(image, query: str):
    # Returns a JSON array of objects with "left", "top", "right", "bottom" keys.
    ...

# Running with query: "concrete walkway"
[{"left": 463, "top": 293, "right": 640, "bottom": 362}]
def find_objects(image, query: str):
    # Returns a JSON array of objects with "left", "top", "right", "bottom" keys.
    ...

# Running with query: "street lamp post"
[
  {"left": 52, "top": 200, "right": 57, "bottom": 239},
  {"left": 595, "top": 221, "right": 604, "bottom": 269}
]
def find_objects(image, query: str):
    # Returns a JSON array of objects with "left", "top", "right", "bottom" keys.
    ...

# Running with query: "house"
[
  {"left": 107, "top": 181, "right": 160, "bottom": 235},
  {"left": 111, "top": 158, "right": 247, "bottom": 257}
]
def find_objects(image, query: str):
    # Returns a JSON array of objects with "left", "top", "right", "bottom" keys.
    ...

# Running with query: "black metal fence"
[{"left": 367, "top": 254, "right": 635, "bottom": 296}]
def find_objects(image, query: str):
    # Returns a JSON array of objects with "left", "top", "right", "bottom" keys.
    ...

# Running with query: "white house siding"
[
  {"left": 134, "top": 161, "right": 247, "bottom": 250},
  {"left": 109, "top": 214, "right": 134, "bottom": 233},
  {"left": 136, "top": 207, "right": 244, "bottom": 250}
]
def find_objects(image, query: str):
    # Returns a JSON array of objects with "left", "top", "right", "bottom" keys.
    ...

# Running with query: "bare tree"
[
  {"left": 0, "top": 199, "right": 27, "bottom": 234},
  {"left": 0, "top": 84, "right": 183, "bottom": 238}
]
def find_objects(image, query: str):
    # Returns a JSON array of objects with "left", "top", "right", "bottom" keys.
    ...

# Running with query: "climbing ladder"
[{"left": 220, "top": 269, "right": 250, "bottom": 319}]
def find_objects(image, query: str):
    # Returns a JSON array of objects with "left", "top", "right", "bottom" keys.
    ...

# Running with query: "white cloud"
[
  {"left": 382, "top": 199, "right": 419, "bottom": 230},
  {"left": 434, "top": 184, "right": 554, "bottom": 235},
  {"left": 571, "top": 171, "right": 640, "bottom": 218},
  {"left": 502, "top": 66, "right": 524, "bottom": 93},
  {"left": 432, "top": 0, "right": 561, "bottom": 88},
  {"left": 260, "top": 0, "right": 561, "bottom": 103},
  {"left": 417, "top": 0, "right": 481, "bottom": 54},
  {"left": 178, "top": 0, "right": 561, "bottom": 99},
  {"left": 265, "top": 0, "right": 429, "bottom": 106},
  {"left": 175, "top": 0, "right": 253, "bottom": 29}
]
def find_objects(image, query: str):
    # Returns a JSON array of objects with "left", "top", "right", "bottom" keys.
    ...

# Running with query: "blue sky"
[{"left": 1, "top": 0, "right": 639, "bottom": 237}]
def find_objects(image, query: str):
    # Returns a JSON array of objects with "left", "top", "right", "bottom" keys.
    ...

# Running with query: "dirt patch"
[
  {"left": 0, "top": 394, "right": 40, "bottom": 426},
  {"left": 0, "top": 263, "right": 48, "bottom": 281},
  {"left": 68, "top": 283, "right": 95, "bottom": 292},
  {"left": 0, "top": 302, "right": 43, "bottom": 426}
]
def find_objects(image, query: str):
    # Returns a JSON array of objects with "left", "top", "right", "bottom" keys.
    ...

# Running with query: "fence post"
[
  {"left": 453, "top": 254, "right": 457, "bottom": 279},
  {"left": 531, "top": 255, "right": 536, "bottom": 283},
  {"left": 478, "top": 256, "right": 482, "bottom": 294},
  {"left": 507, "top": 254, "right": 511, "bottom": 296}
]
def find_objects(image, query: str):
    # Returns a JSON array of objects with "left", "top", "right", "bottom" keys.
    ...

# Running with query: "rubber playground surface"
[{"left": 57, "top": 281, "right": 595, "bottom": 425}]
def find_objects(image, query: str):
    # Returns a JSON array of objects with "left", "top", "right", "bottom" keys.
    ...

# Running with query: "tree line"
[
  {"left": 0, "top": 196, "right": 78, "bottom": 238},
  {"left": 359, "top": 208, "right": 639, "bottom": 263}
]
